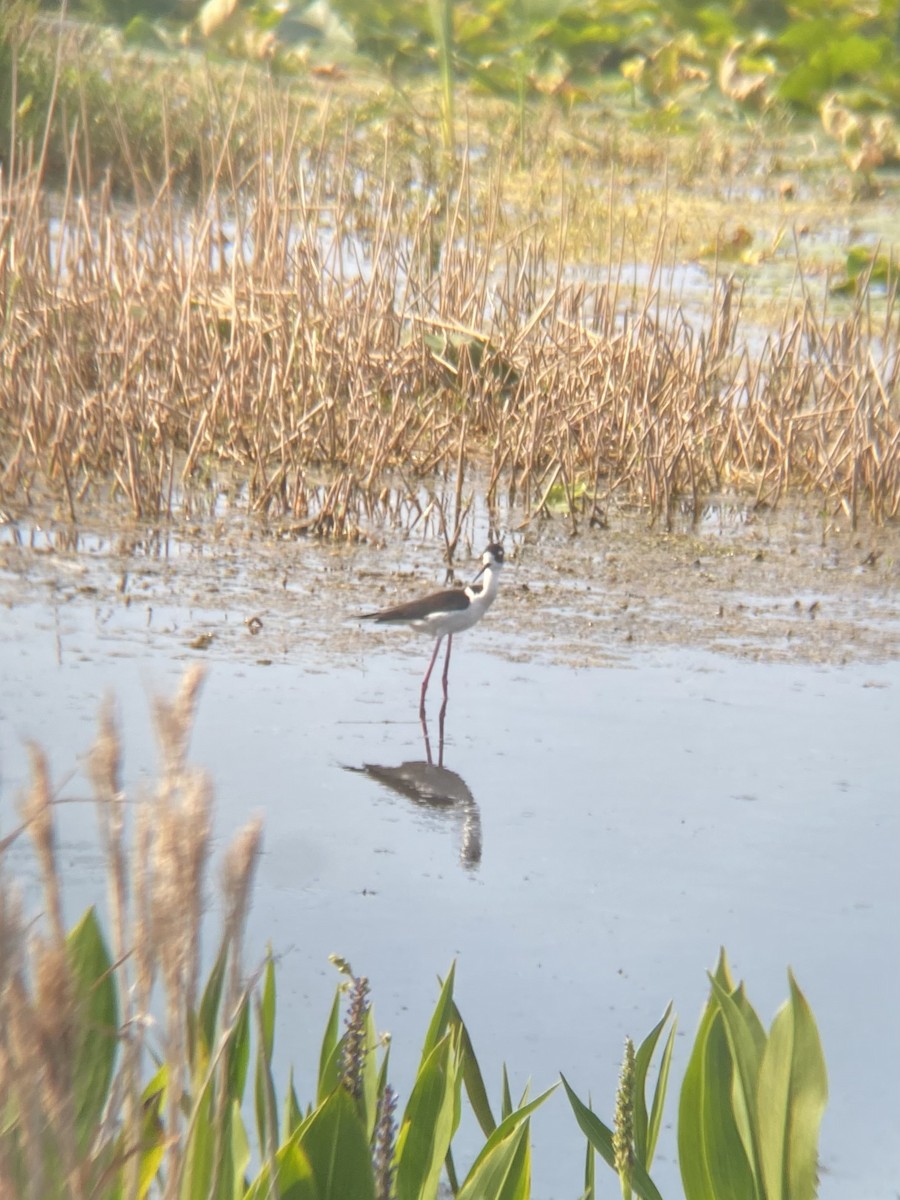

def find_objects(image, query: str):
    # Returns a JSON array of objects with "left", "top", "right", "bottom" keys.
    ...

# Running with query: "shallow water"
[{"left": 1, "top": 509, "right": 898, "bottom": 1198}]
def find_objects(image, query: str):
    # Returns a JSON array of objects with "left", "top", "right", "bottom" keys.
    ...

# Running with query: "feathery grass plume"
[
  {"left": 341, "top": 971, "right": 371, "bottom": 1106},
  {"left": 20, "top": 743, "right": 64, "bottom": 946},
  {"left": 613, "top": 1037, "right": 636, "bottom": 1200},
  {"left": 373, "top": 1083, "right": 398, "bottom": 1200},
  {"left": 0, "top": 882, "right": 45, "bottom": 1199},
  {"left": 130, "top": 797, "right": 156, "bottom": 1015},
  {"left": 152, "top": 767, "right": 213, "bottom": 1173},
  {"left": 153, "top": 664, "right": 206, "bottom": 778},
  {"left": 88, "top": 697, "right": 127, "bottom": 965},
  {"left": 149, "top": 667, "right": 213, "bottom": 1181},
  {"left": 221, "top": 814, "right": 264, "bottom": 1009}
]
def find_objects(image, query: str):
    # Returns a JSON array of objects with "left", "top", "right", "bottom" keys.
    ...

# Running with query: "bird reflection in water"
[{"left": 346, "top": 709, "right": 482, "bottom": 869}]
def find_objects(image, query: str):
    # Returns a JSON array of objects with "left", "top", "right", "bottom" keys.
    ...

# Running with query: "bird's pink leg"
[
  {"left": 420, "top": 635, "right": 443, "bottom": 720},
  {"left": 438, "top": 635, "right": 453, "bottom": 764},
  {"left": 441, "top": 635, "right": 453, "bottom": 701}
]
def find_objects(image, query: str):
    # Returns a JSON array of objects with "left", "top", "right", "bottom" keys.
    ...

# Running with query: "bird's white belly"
[{"left": 413, "top": 604, "right": 484, "bottom": 636}]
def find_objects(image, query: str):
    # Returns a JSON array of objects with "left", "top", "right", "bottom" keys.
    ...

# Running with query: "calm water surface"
[{"left": 0, "top": 523, "right": 897, "bottom": 1199}]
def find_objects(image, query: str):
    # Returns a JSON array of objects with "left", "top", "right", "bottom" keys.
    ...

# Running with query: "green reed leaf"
[
  {"left": 395, "top": 1031, "right": 462, "bottom": 1200},
  {"left": 66, "top": 908, "right": 118, "bottom": 1152}
]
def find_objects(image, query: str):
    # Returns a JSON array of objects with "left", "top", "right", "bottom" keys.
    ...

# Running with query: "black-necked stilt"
[{"left": 360, "top": 543, "right": 505, "bottom": 717}]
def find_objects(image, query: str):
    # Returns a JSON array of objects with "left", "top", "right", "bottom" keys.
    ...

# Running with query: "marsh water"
[{"left": 1, "top": 501, "right": 898, "bottom": 1199}]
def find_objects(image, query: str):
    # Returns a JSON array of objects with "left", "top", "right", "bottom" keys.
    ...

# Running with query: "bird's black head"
[{"left": 483, "top": 543, "right": 504, "bottom": 566}]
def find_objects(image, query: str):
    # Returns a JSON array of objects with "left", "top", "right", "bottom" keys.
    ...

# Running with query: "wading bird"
[{"left": 360, "top": 543, "right": 505, "bottom": 717}]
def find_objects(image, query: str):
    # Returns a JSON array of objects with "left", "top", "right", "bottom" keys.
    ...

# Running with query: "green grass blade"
[
  {"left": 583, "top": 1123, "right": 595, "bottom": 1200},
  {"left": 501, "top": 1064, "right": 513, "bottom": 1121},
  {"left": 646, "top": 1019, "right": 676, "bottom": 1168},
  {"left": 632, "top": 1002, "right": 673, "bottom": 1165},
  {"left": 450, "top": 999, "right": 496, "bottom": 1137},
  {"left": 420, "top": 963, "right": 457, "bottom": 1066},
  {"left": 283, "top": 1066, "right": 304, "bottom": 1137},
  {"left": 561, "top": 1074, "right": 664, "bottom": 1200},
  {"left": 197, "top": 940, "right": 229, "bottom": 1068},
  {"left": 255, "top": 987, "right": 280, "bottom": 1159},
  {"left": 361, "top": 1003, "right": 381, "bottom": 1139},
  {"left": 460, "top": 1085, "right": 556, "bottom": 1188},
  {"left": 457, "top": 1120, "right": 530, "bottom": 1200},
  {"left": 317, "top": 989, "right": 343, "bottom": 1104},
  {"left": 561, "top": 1074, "right": 615, "bottom": 1168},
  {"left": 228, "top": 1098, "right": 250, "bottom": 1192}
]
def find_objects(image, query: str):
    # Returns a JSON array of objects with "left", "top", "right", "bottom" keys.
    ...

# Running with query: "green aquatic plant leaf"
[
  {"left": 317, "top": 988, "right": 343, "bottom": 1103},
  {"left": 633, "top": 1002, "right": 676, "bottom": 1169},
  {"left": 562, "top": 1075, "right": 664, "bottom": 1200},
  {"left": 757, "top": 972, "right": 828, "bottom": 1200},
  {"left": 459, "top": 1084, "right": 555, "bottom": 1198},
  {"left": 395, "top": 1030, "right": 462, "bottom": 1200},
  {"left": 457, "top": 1119, "right": 531, "bottom": 1200},
  {"left": 420, "top": 961, "right": 457, "bottom": 1065},
  {"left": 679, "top": 1002, "right": 757, "bottom": 1200},
  {"left": 243, "top": 1136, "right": 319, "bottom": 1200},
  {"left": 297, "top": 1086, "right": 375, "bottom": 1200},
  {"left": 451, "top": 999, "right": 497, "bottom": 1137},
  {"left": 66, "top": 908, "right": 119, "bottom": 1152}
]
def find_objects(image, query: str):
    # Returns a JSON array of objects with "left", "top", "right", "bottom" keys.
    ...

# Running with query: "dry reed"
[
  {"left": 1, "top": 38, "right": 898, "bottom": 536},
  {"left": 0, "top": 668, "right": 264, "bottom": 1200}
]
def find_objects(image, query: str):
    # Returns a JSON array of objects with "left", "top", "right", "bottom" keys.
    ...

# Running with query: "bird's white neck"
[{"left": 465, "top": 563, "right": 501, "bottom": 615}]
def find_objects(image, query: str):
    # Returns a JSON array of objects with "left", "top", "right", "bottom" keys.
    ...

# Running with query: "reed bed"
[
  {"left": 0, "top": 667, "right": 266, "bottom": 1200},
  {"left": 1, "top": 73, "right": 898, "bottom": 536}
]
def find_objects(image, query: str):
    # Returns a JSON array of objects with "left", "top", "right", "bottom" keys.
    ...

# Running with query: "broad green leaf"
[
  {"left": 179, "top": 995, "right": 251, "bottom": 1200},
  {"left": 298, "top": 1086, "right": 375, "bottom": 1200},
  {"left": 679, "top": 1006, "right": 756, "bottom": 1200},
  {"left": 243, "top": 1138, "right": 319, "bottom": 1200},
  {"left": 757, "top": 973, "right": 828, "bottom": 1200},
  {"left": 451, "top": 1000, "right": 496, "bottom": 1137},
  {"left": 395, "top": 1031, "right": 462, "bottom": 1200},
  {"left": 561, "top": 1075, "right": 664, "bottom": 1200},
  {"left": 710, "top": 976, "right": 765, "bottom": 1181},
  {"left": 66, "top": 908, "right": 118, "bottom": 1152},
  {"left": 457, "top": 1119, "right": 530, "bottom": 1200},
  {"left": 633, "top": 1003, "right": 674, "bottom": 1166},
  {"left": 783, "top": 973, "right": 828, "bottom": 1200}
]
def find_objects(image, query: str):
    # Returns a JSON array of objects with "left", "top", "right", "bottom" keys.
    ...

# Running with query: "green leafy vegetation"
[
  {"left": 25, "top": 0, "right": 900, "bottom": 117},
  {"left": 0, "top": 671, "right": 830, "bottom": 1199}
]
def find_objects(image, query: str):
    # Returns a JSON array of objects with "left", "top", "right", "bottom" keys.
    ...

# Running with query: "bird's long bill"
[{"left": 471, "top": 562, "right": 487, "bottom": 582}]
